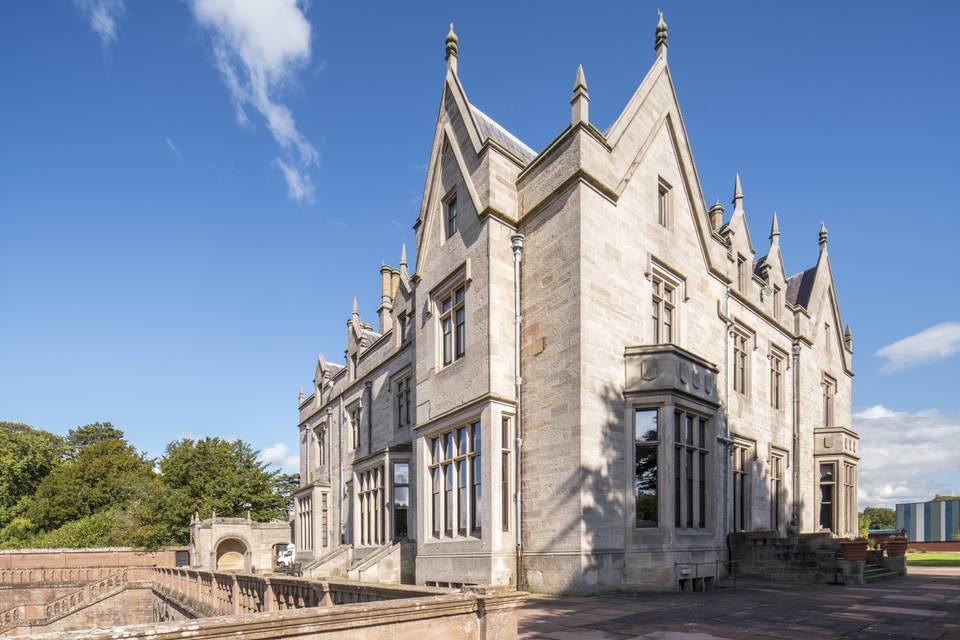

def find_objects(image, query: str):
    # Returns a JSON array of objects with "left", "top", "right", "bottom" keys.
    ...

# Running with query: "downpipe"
[{"left": 511, "top": 233, "right": 525, "bottom": 590}]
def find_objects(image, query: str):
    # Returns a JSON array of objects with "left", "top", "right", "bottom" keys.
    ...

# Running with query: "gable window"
[
  {"left": 395, "top": 375, "right": 412, "bottom": 429},
  {"left": 822, "top": 376, "right": 836, "bottom": 427},
  {"left": 732, "top": 443, "right": 751, "bottom": 532},
  {"left": 770, "top": 452, "right": 784, "bottom": 532},
  {"left": 737, "top": 255, "right": 747, "bottom": 292},
  {"left": 634, "top": 408, "right": 659, "bottom": 528},
  {"left": 657, "top": 180, "right": 671, "bottom": 228},
  {"left": 439, "top": 285, "right": 466, "bottom": 366},
  {"left": 651, "top": 276, "right": 676, "bottom": 345},
  {"left": 674, "top": 411, "right": 708, "bottom": 529},
  {"left": 446, "top": 194, "right": 458, "bottom": 238},
  {"left": 428, "top": 421, "right": 481, "bottom": 539},
  {"left": 733, "top": 331, "right": 750, "bottom": 395},
  {"left": 769, "top": 352, "right": 784, "bottom": 410},
  {"left": 350, "top": 405, "right": 361, "bottom": 450}
]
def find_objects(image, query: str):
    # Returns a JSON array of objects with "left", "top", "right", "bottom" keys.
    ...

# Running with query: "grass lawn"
[{"left": 907, "top": 552, "right": 960, "bottom": 567}]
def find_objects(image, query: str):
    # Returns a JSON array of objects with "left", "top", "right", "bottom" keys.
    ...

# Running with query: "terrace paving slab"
[{"left": 519, "top": 574, "right": 960, "bottom": 640}]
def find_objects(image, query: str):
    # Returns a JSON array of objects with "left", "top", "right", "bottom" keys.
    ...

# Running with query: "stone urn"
[
  {"left": 884, "top": 536, "right": 908, "bottom": 558},
  {"left": 840, "top": 539, "right": 869, "bottom": 561}
]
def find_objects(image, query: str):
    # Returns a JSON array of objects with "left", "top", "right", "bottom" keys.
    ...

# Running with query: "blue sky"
[{"left": 1, "top": 1, "right": 958, "bottom": 507}]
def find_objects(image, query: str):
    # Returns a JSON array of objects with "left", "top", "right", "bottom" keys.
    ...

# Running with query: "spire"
[
  {"left": 352, "top": 296, "right": 359, "bottom": 319},
  {"left": 400, "top": 244, "right": 408, "bottom": 271},
  {"left": 818, "top": 222, "right": 828, "bottom": 249},
  {"left": 732, "top": 173, "right": 744, "bottom": 212},
  {"left": 571, "top": 64, "right": 590, "bottom": 125},
  {"left": 445, "top": 22, "right": 459, "bottom": 72},
  {"left": 655, "top": 11, "right": 668, "bottom": 59},
  {"left": 770, "top": 212, "right": 781, "bottom": 243}
]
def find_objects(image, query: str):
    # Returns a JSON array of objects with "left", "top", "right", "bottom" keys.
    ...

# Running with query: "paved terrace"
[{"left": 519, "top": 571, "right": 960, "bottom": 640}]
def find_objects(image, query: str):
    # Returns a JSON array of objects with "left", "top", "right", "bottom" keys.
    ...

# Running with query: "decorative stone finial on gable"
[
  {"left": 445, "top": 22, "right": 459, "bottom": 72},
  {"left": 400, "top": 243, "right": 408, "bottom": 271},
  {"left": 352, "top": 296, "right": 360, "bottom": 319},
  {"left": 298, "top": 387, "right": 304, "bottom": 403},
  {"left": 571, "top": 64, "right": 590, "bottom": 125},
  {"left": 655, "top": 11, "right": 668, "bottom": 58},
  {"left": 770, "top": 211, "right": 781, "bottom": 243},
  {"left": 818, "top": 222, "right": 828, "bottom": 249},
  {"left": 843, "top": 324, "right": 853, "bottom": 352}
]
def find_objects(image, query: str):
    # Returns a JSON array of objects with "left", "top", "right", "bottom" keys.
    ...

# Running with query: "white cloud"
[
  {"left": 876, "top": 321, "right": 960, "bottom": 372},
  {"left": 262, "top": 442, "right": 299, "bottom": 472},
  {"left": 855, "top": 405, "right": 960, "bottom": 508},
  {"left": 73, "top": 0, "right": 125, "bottom": 47},
  {"left": 165, "top": 137, "right": 181, "bottom": 157},
  {"left": 187, "top": 0, "right": 319, "bottom": 202}
]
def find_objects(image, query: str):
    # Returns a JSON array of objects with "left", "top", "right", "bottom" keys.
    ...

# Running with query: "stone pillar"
[{"left": 232, "top": 575, "right": 241, "bottom": 615}]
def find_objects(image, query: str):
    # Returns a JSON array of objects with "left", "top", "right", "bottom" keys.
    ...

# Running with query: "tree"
[
  {"left": 65, "top": 422, "right": 125, "bottom": 456},
  {"left": 23, "top": 439, "right": 155, "bottom": 531},
  {"left": 859, "top": 506, "right": 896, "bottom": 531},
  {"left": 0, "top": 422, "right": 64, "bottom": 527},
  {"left": 154, "top": 438, "right": 292, "bottom": 543}
]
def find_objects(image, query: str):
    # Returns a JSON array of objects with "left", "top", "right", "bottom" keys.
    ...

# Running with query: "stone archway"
[{"left": 215, "top": 537, "right": 248, "bottom": 571}]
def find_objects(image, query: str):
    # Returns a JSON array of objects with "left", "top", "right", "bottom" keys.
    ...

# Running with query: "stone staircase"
[{"left": 865, "top": 563, "right": 899, "bottom": 583}]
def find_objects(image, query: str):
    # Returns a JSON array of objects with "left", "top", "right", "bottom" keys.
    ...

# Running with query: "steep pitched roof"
[
  {"left": 786, "top": 267, "right": 817, "bottom": 308},
  {"left": 469, "top": 105, "right": 536, "bottom": 165}
]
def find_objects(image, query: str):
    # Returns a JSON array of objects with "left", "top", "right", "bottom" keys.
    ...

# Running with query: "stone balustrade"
[
  {"left": 151, "top": 567, "right": 447, "bottom": 616},
  {"left": 0, "top": 567, "right": 117, "bottom": 586},
  {"left": 42, "top": 570, "right": 129, "bottom": 619}
]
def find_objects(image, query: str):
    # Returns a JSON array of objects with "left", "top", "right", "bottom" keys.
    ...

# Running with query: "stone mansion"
[{"left": 294, "top": 16, "right": 858, "bottom": 593}]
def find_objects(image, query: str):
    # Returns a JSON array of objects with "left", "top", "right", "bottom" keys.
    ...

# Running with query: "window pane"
[
  {"left": 455, "top": 286, "right": 465, "bottom": 304},
  {"left": 820, "top": 464, "right": 833, "bottom": 482},
  {"left": 458, "top": 427, "right": 468, "bottom": 456},
  {"left": 634, "top": 409, "right": 658, "bottom": 442},
  {"left": 472, "top": 421, "right": 481, "bottom": 452},
  {"left": 394, "top": 462, "right": 409, "bottom": 485},
  {"left": 457, "top": 460, "right": 467, "bottom": 534},
  {"left": 635, "top": 443, "right": 658, "bottom": 527},
  {"left": 472, "top": 455, "right": 482, "bottom": 532}
]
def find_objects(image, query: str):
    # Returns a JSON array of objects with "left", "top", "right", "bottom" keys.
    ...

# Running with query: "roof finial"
[
  {"left": 818, "top": 222, "right": 828, "bottom": 249},
  {"left": 770, "top": 212, "right": 781, "bottom": 243},
  {"left": 400, "top": 243, "right": 408, "bottom": 270},
  {"left": 571, "top": 64, "right": 590, "bottom": 125},
  {"left": 655, "top": 11, "right": 668, "bottom": 58},
  {"left": 352, "top": 296, "right": 359, "bottom": 318},
  {"left": 732, "top": 173, "right": 743, "bottom": 210},
  {"left": 843, "top": 325, "right": 853, "bottom": 352},
  {"left": 298, "top": 386, "right": 304, "bottom": 403},
  {"left": 445, "top": 22, "right": 459, "bottom": 72}
]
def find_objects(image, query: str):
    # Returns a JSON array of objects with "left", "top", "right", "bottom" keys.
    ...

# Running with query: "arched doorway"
[{"left": 215, "top": 538, "right": 248, "bottom": 571}]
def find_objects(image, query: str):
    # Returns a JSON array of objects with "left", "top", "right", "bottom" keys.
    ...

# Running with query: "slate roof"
[
  {"left": 753, "top": 255, "right": 768, "bottom": 277},
  {"left": 470, "top": 105, "right": 536, "bottom": 165},
  {"left": 786, "top": 266, "right": 817, "bottom": 308}
]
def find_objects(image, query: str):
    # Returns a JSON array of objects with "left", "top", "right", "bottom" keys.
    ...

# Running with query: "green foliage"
[
  {"left": 0, "top": 422, "right": 65, "bottom": 527},
  {"left": 65, "top": 422, "right": 125, "bottom": 456},
  {"left": 0, "top": 420, "right": 294, "bottom": 550},
  {"left": 933, "top": 495, "right": 960, "bottom": 502},
  {"left": 23, "top": 439, "right": 155, "bottom": 531},
  {"left": 155, "top": 438, "right": 293, "bottom": 544},
  {"left": 859, "top": 506, "right": 895, "bottom": 531}
]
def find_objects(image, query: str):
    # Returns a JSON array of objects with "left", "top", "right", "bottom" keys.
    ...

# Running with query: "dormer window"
[{"left": 446, "top": 194, "right": 458, "bottom": 238}]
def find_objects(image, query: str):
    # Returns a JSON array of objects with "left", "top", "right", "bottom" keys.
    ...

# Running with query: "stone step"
[{"left": 865, "top": 571, "right": 899, "bottom": 583}]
